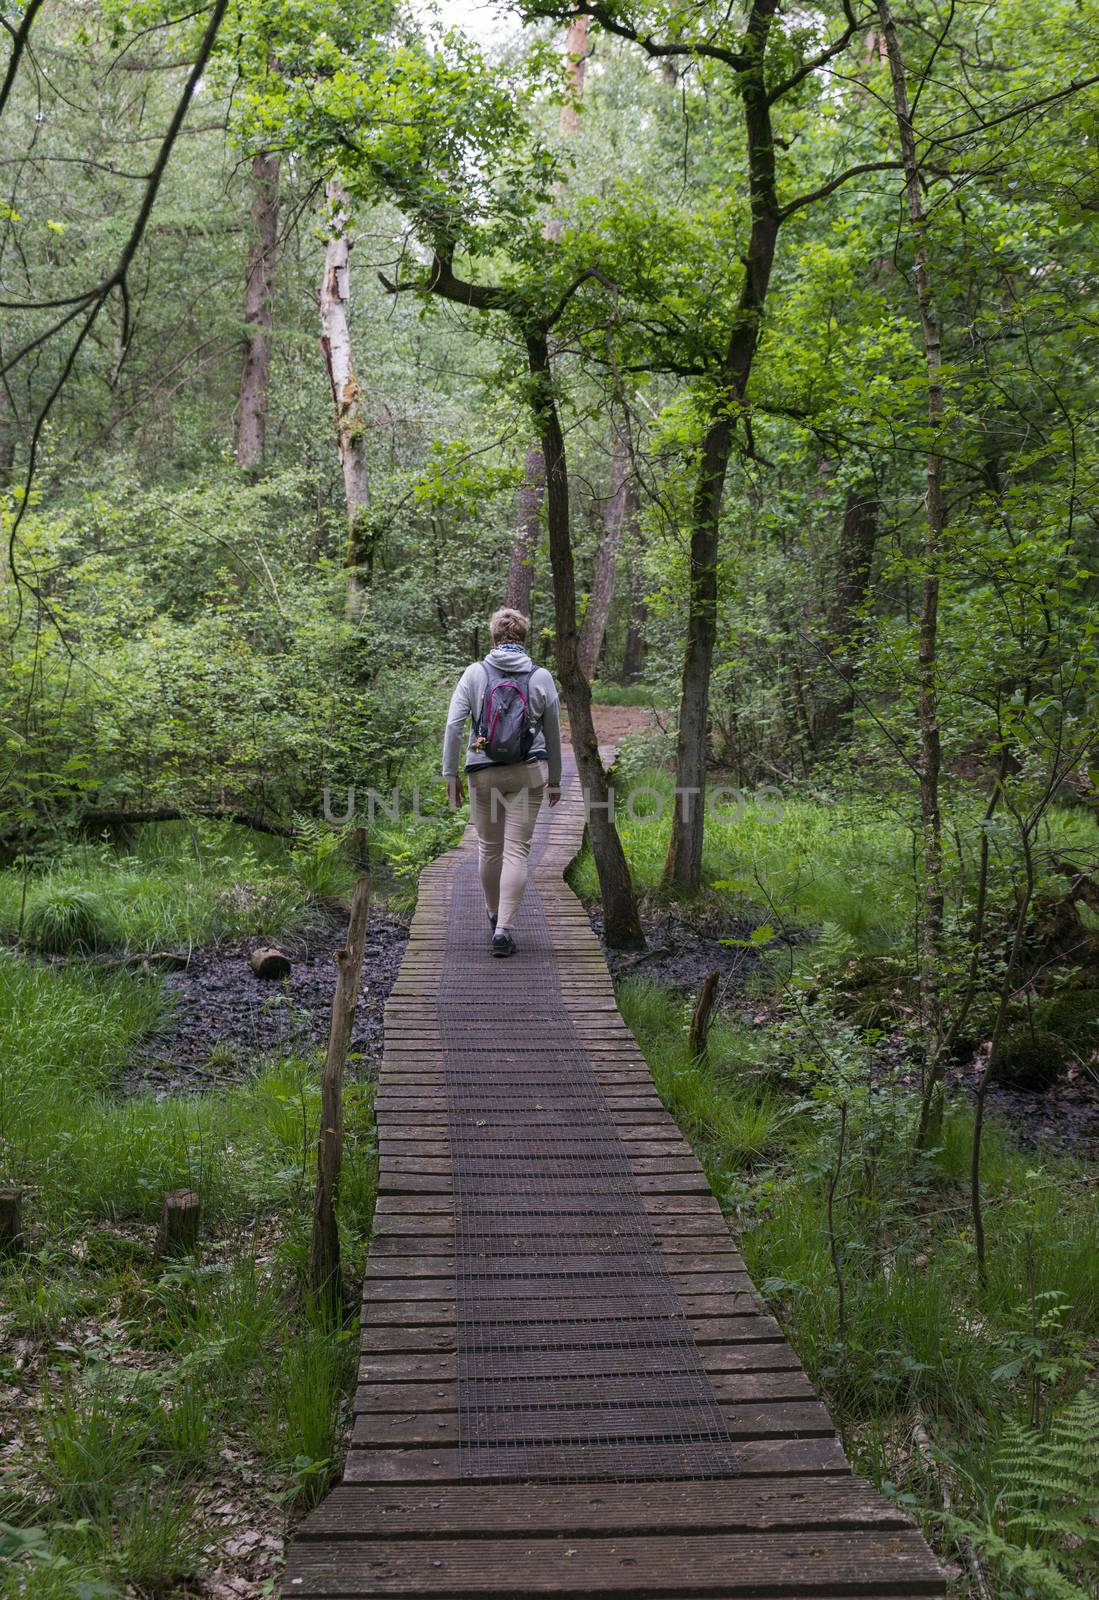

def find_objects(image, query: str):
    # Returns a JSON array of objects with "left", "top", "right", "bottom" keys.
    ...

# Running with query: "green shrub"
[
  {"left": 590, "top": 679, "right": 664, "bottom": 706},
  {"left": 24, "top": 887, "right": 112, "bottom": 954}
]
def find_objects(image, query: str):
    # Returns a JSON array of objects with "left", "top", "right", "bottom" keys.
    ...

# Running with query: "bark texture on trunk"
[
  {"left": 505, "top": 444, "right": 545, "bottom": 613},
  {"left": 816, "top": 484, "right": 879, "bottom": 741},
  {"left": 0, "top": 383, "right": 15, "bottom": 489},
  {"left": 876, "top": 0, "right": 945, "bottom": 1141},
  {"left": 559, "top": 10, "right": 590, "bottom": 136},
  {"left": 506, "top": 10, "right": 590, "bottom": 607},
  {"left": 527, "top": 332, "right": 644, "bottom": 949},
  {"left": 663, "top": 0, "right": 781, "bottom": 891},
  {"left": 621, "top": 492, "right": 648, "bottom": 682},
  {"left": 578, "top": 424, "right": 634, "bottom": 683},
  {"left": 236, "top": 152, "right": 281, "bottom": 472},
  {"left": 310, "top": 873, "right": 370, "bottom": 1307},
  {"left": 319, "top": 178, "right": 371, "bottom": 614}
]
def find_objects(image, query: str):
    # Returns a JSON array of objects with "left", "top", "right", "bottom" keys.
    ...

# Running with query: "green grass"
[
  {"left": 0, "top": 823, "right": 313, "bottom": 952},
  {"left": 0, "top": 943, "right": 377, "bottom": 1596},
  {"left": 572, "top": 764, "right": 1097, "bottom": 960},
  {"left": 617, "top": 978, "right": 795, "bottom": 1168},
  {"left": 590, "top": 679, "right": 666, "bottom": 706}
]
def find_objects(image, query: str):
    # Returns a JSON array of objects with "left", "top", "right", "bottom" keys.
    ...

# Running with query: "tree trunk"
[
  {"left": 526, "top": 331, "right": 644, "bottom": 949},
  {"left": 319, "top": 178, "right": 371, "bottom": 615},
  {"left": 505, "top": 10, "right": 589, "bottom": 607},
  {"left": 621, "top": 498, "right": 647, "bottom": 681},
  {"left": 578, "top": 423, "right": 633, "bottom": 682},
  {"left": 559, "top": 10, "right": 590, "bottom": 136},
  {"left": 0, "top": 383, "right": 15, "bottom": 489},
  {"left": 876, "top": 0, "right": 946, "bottom": 1144},
  {"left": 816, "top": 483, "right": 879, "bottom": 741},
  {"left": 310, "top": 872, "right": 371, "bottom": 1310},
  {"left": 505, "top": 445, "right": 545, "bottom": 613},
  {"left": 663, "top": 0, "right": 781, "bottom": 892},
  {"left": 236, "top": 151, "right": 281, "bottom": 472},
  {"left": 0, "top": 1187, "right": 24, "bottom": 1254},
  {"left": 688, "top": 970, "right": 718, "bottom": 1060}
]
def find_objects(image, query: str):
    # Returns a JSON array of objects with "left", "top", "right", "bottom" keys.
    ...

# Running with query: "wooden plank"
[
  {"left": 351, "top": 1400, "right": 834, "bottom": 1447},
  {"left": 296, "top": 1476, "right": 915, "bottom": 1540},
  {"left": 341, "top": 1436, "right": 852, "bottom": 1483},
  {"left": 352, "top": 1371, "right": 817, "bottom": 1412},
  {"left": 358, "top": 1344, "right": 803, "bottom": 1384},
  {"left": 360, "top": 1315, "right": 788, "bottom": 1352},
  {"left": 362, "top": 1272, "right": 754, "bottom": 1299},
  {"left": 285, "top": 1530, "right": 946, "bottom": 1595}
]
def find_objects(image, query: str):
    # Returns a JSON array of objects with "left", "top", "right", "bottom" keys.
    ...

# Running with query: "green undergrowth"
[
  {"left": 618, "top": 976, "right": 1099, "bottom": 1600},
  {"left": 570, "top": 763, "right": 1097, "bottom": 959},
  {"left": 0, "top": 953, "right": 377, "bottom": 1597},
  {"left": 1, "top": 786, "right": 463, "bottom": 953},
  {"left": 590, "top": 679, "right": 665, "bottom": 706},
  {"left": 0, "top": 822, "right": 332, "bottom": 954}
]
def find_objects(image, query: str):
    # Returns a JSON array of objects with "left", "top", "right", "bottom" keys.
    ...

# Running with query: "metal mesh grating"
[{"left": 437, "top": 764, "right": 739, "bottom": 1484}]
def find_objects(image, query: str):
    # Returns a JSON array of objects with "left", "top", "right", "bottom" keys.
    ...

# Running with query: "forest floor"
[{"left": 123, "top": 912, "right": 409, "bottom": 1097}]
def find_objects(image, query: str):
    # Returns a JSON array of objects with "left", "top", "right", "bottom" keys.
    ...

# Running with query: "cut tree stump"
[
  {"left": 689, "top": 969, "right": 719, "bottom": 1059},
  {"left": 0, "top": 1187, "right": 24, "bottom": 1253},
  {"left": 156, "top": 1188, "right": 200, "bottom": 1259},
  {"left": 250, "top": 946, "right": 292, "bottom": 979}
]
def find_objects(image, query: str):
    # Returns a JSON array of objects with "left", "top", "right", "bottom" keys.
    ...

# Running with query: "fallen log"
[
  {"left": 80, "top": 806, "right": 297, "bottom": 839},
  {"left": 250, "top": 946, "right": 292, "bottom": 979}
]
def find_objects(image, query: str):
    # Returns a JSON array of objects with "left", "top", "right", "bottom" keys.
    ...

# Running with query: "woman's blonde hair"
[{"left": 489, "top": 607, "right": 530, "bottom": 645}]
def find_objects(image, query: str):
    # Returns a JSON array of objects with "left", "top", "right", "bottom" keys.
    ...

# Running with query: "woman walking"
[{"left": 442, "top": 608, "right": 562, "bottom": 957}]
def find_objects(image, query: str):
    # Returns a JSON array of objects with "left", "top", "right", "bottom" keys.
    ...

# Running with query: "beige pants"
[{"left": 468, "top": 760, "right": 548, "bottom": 930}]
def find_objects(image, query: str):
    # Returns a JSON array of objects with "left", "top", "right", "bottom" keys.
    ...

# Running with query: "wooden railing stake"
[{"left": 310, "top": 871, "right": 371, "bottom": 1310}]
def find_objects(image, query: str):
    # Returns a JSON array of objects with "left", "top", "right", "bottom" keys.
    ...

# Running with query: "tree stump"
[
  {"left": 0, "top": 1187, "right": 24, "bottom": 1254},
  {"left": 688, "top": 970, "right": 719, "bottom": 1060},
  {"left": 156, "top": 1189, "right": 200, "bottom": 1259},
  {"left": 250, "top": 946, "right": 291, "bottom": 979}
]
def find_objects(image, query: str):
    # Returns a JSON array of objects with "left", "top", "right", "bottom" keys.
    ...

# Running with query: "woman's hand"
[
  {"left": 548, "top": 784, "right": 562, "bottom": 808},
  {"left": 446, "top": 775, "right": 465, "bottom": 808}
]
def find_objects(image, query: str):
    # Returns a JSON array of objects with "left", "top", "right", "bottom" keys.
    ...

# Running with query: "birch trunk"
[
  {"left": 319, "top": 178, "right": 371, "bottom": 614},
  {"left": 236, "top": 151, "right": 281, "bottom": 472},
  {"left": 579, "top": 424, "right": 634, "bottom": 683}
]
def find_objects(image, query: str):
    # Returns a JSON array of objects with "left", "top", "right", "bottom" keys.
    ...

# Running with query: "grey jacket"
[{"left": 442, "top": 647, "right": 563, "bottom": 786}]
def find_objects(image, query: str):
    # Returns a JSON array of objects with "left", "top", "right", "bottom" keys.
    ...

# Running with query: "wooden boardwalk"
[{"left": 284, "top": 753, "right": 949, "bottom": 1598}]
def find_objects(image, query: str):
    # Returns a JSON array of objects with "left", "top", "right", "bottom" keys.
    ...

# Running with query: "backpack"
[{"left": 474, "top": 657, "right": 536, "bottom": 763}]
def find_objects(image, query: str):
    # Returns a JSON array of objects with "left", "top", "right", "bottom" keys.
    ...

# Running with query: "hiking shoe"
[
  {"left": 487, "top": 910, "right": 497, "bottom": 930},
  {"left": 491, "top": 930, "right": 516, "bottom": 958}
]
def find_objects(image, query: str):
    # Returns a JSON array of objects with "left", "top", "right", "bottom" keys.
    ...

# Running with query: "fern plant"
[
  {"left": 940, "top": 1387, "right": 1099, "bottom": 1599},
  {"left": 996, "top": 1387, "right": 1099, "bottom": 1563}
]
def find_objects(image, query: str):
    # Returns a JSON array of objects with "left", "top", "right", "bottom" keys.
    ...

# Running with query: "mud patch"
[
  {"left": 124, "top": 911, "right": 409, "bottom": 1096},
  {"left": 586, "top": 904, "right": 764, "bottom": 997}
]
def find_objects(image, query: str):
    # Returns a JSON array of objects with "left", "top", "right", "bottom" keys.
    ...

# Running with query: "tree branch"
[
  {"left": 522, "top": 0, "right": 749, "bottom": 72},
  {"left": 779, "top": 159, "right": 904, "bottom": 220},
  {"left": 766, "top": 9, "right": 867, "bottom": 105},
  {"left": 0, "top": 0, "right": 47, "bottom": 123}
]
